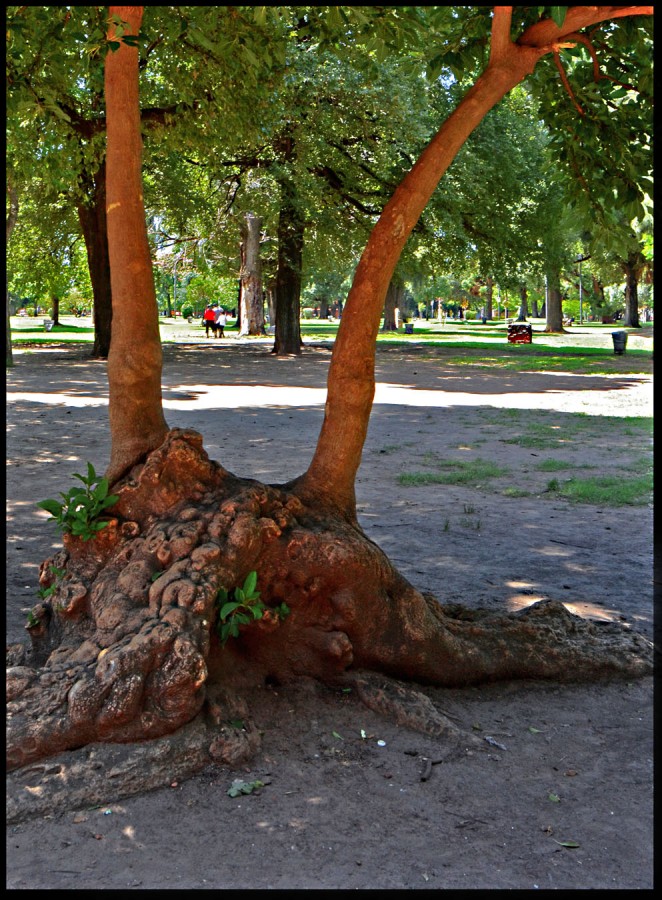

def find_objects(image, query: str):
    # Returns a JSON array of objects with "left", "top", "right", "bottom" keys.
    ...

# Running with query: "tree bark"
[
  {"left": 516, "top": 284, "right": 528, "bottom": 321},
  {"left": 104, "top": 6, "right": 168, "bottom": 484},
  {"left": 382, "top": 277, "right": 402, "bottom": 332},
  {"left": 543, "top": 268, "right": 566, "bottom": 333},
  {"left": 6, "top": 176, "right": 19, "bottom": 368},
  {"left": 239, "top": 212, "right": 265, "bottom": 336},
  {"left": 77, "top": 162, "right": 113, "bottom": 358},
  {"left": 622, "top": 252, "right": 643, "bottom": 327},
  {"left": 272, "top": 131, "right": 304, "bottom": 355},
  {"left": 484, "top": 276, "right": 494, "bottom": 319},
  {"left": 51, "top": 294, "right": 60, "bottom": 326}
]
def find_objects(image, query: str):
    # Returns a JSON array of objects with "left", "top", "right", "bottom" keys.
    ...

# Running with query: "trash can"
[
  {"left": 404, "top": 323, "right": 414, "bottom": 334},
  {"left": 611, "top": 330, "right": 627, "bottom": 354}
]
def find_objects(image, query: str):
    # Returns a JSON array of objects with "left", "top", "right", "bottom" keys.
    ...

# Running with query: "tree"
[
  {"left": 7, "top": 7, "right": 653, "bottom": 785},
  {"left": 6, "top": 175, "right": 19, "bottom": 368},
  {"left": 239, "top": 211, "right": 265, "bottom": 335}
]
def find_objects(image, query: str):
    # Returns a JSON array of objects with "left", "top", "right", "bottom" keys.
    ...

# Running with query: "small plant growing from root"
[
  {"left": 37, "top": 463, "right": 119, "bottom": 541},
  {"left": 36, "top": 565, "right": 66, "bottom": 601},
  {"left": 215, "top": 570, "right": 289, "bottom": 645}
]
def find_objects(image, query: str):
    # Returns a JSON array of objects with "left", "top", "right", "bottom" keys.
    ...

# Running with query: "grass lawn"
[{"left": 9, "top": 315, "right": 653, "bottom": 376}]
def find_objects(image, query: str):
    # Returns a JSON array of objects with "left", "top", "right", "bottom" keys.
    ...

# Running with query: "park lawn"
[{"left": 9, "top": 316, "right": 653, "bottom": 376}]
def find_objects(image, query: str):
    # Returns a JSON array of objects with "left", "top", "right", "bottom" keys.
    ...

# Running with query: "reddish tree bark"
[{"left": 104, "top": 6, "right": 168, "bottom": 483}]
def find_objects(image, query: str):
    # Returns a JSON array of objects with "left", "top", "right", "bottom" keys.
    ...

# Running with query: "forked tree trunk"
[
  {"left": 104, "top": 6, "right": 168, "bottom": 483},
  {"left": 239, "top": 212, "right": 265, "bottom": 336},
  {"left": 6, "top": 6, "right": 653, "bottom": 800},
  {"left": 77, "top": 162, "right": 113, "bottom": 359}
]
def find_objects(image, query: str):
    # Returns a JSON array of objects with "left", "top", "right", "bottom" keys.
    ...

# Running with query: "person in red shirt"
[{"left": 203, "top": 304, "right": 216, "bottom": 338}]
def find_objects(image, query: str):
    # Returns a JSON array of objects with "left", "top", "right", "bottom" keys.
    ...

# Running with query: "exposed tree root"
[{"left": 6, "top": 429, "right": 653, "bottom": 813}]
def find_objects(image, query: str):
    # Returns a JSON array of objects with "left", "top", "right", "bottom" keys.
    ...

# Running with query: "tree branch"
[
  {"left": 553, "top": 50, "right": 584, "bottom": 116},
  {"left": 489, "top": 6, "right": 513, "bottom": 64}
]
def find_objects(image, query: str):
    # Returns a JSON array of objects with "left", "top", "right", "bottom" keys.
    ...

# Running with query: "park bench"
[{"left": 507, "top": 323, "right": 532, "bottom": 344}]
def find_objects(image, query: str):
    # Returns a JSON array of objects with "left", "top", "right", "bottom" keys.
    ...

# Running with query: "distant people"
[
  {"left": 203, "top": 304, "right": 216, "bottom": 337},
  {"left": 215, "top": 307, "right": 227, "bottom": 338}
]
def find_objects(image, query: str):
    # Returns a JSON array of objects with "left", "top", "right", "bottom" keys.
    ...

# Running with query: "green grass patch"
[
  {"left": 398, "top": 457, "right": 509, "bottom": 487},
  {"left": 551, "top": 473, "right": 653, "bottom": 506},
  {"left": 441, "top": 344, "right": 652, "bottom": 375},
  {"left": 501, "top": 487, "right": 532, "bottom": 498},
  {"left": 535, "top": 459, "right": 597, "bottom": 472}
]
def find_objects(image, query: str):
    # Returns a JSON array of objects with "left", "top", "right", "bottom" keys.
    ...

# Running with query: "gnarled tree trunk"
[{"left": 6, "top": 7, "right": 653, "bottom": 813}]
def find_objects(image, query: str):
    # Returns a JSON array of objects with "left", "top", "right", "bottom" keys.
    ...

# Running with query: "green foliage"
[
  {"left": 36, "top": 565, "right": 66, "bottom": 600},
  {"left": 215, "top": 571, "right": 289, "bottom": 645},
  {"left": 37, "top": 463, "right": 119, "bottom": 541},
  {"left": 227, "top": 779, "right": 264, "bottom": 798}
]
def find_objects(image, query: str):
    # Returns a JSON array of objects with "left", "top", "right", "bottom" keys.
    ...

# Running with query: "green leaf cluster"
[
  {"left": 215, "top": 571, "right": 289, "bottom": 645},
  {"left": 37, "top": 462, "right": 119, "bottom": 541}
]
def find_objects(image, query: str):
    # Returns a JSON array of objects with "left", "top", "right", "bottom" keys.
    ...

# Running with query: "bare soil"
[{"left": 6, "top": 338, "right": 654, "bottom": 890}]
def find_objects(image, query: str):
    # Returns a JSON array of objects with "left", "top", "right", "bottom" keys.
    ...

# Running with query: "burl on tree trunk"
[{"left": 7, "top": 430, "right": 652, "bottom": 781}]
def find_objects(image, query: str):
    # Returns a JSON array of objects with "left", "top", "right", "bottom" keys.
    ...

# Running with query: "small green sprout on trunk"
[
  {"left": 37, "top": 463, "right": 119, "bottom": 541},
  {"left": 215, "top": 570, "right": 289, "bottom": 645}
]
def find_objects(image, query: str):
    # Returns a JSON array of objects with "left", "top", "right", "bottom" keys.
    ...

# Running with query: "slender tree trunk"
[
  {"left": 623, "top": 253, "right": 642, "bottom": 327},
  {"left": 484, "top": 276, "right": 493, "bottom": 319},
  {"left": 295, "top": 13, "right": 548, "bottom": 516},
  {"left": 265, "top": 284, "right": 276, "bottom": 329},
  {"left": 544, "top": 268, "right": 565, "bottom": 333},
  {"left": 6, "top": 176, "right": 19, "bottom": 368},
  {"left": 239, "top": 212, "right": 265, "bottom": 336},
  {"left": 516, "top": 283, "right": 528, "bottom": 321},
  {"left": 104, "top": 6, "right": 168, "bottom": 484},
  {"left": 77, "top": 161, "right": 113, "bottom": 358},
  {"left": 51, "top": 294, "right": 60, "bottom": 326}
]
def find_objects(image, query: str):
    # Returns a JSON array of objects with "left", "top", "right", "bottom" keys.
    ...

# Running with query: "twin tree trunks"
[{"left": 6, "top": 7, "right": 653, "bottom": 790}]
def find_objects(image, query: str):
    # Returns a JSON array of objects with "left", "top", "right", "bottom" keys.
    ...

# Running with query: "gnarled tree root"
[{"left": 6, "top": 429, "right": 653, "bottom": 813}]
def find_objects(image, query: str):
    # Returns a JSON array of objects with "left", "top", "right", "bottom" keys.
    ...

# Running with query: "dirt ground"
[{"left": 5, "top": 335, "right": 654, "bottom": 890}]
